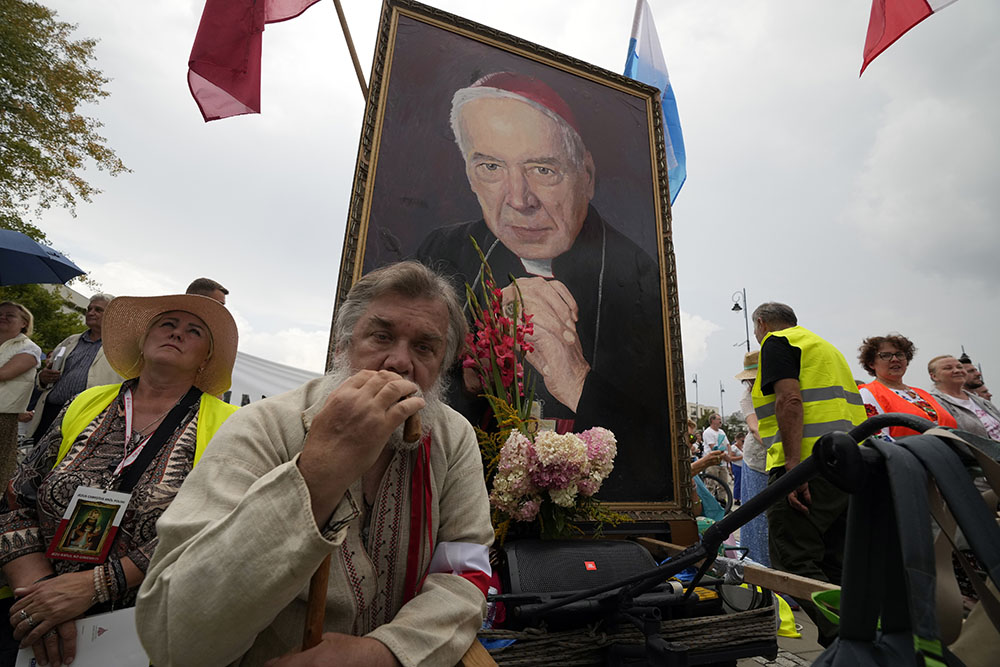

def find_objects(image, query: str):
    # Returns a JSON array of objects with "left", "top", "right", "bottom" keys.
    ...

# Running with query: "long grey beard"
[{"left": 326, "top": 354, "right": 447, "bottom": 452}]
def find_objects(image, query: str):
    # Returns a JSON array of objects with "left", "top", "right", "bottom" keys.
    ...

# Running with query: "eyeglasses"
[{"left": 877, "top": 351, "right": 908, "bottom": 361}]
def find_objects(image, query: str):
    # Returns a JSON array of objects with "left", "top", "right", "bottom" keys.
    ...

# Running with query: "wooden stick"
[
  {"left": 303, "top": 554, "right": 332, "bottom": 650},
  {"left": 302, "top": 412, "right": 420, "bottom": 649},
  {"left": 638, "top": 537, "right": 839, "bottom": 600},
  {"left": 460, "top": 638, "right": 499, "bottom": 666},
  {"left": 404, "top": 413, "right": 422, "bottom": 443},
  {"left": 331, "top": 0, "right": 368, "bottom": 100}
]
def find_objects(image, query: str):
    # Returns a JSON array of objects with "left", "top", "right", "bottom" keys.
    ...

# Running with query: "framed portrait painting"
[{"left": 334, "top": 0, "right": 691, "bottom": 521}]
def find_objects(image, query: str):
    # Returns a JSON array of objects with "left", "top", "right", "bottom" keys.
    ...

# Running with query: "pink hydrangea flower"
[{"left": 489, "top": 427, "right": 618, "bottom": 523}]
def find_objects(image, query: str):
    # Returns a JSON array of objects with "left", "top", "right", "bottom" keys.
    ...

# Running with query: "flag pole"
[
  {"left": 332, "top": 0, "right": 368, "bottom": 100},
  {"left": 629, "top": 0, "right": 643, "bottom": 43},
  {"left": 301, "top": 10, "right": 366, "bottom": 649}
]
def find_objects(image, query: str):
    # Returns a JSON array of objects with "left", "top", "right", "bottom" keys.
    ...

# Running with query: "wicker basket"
[{"left": 480, "top": 605, "right": 777, "bottom": 665}]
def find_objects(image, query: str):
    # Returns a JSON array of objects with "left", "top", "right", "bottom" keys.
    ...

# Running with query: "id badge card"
[{"left": 46, "top": 487, "right": 131, "bottom": 564}]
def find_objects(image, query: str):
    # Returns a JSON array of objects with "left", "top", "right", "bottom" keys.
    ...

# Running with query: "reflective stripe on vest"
[
  {"left": 754, "top": 386, "right": 863, "bottom": 420},
  {"left": 57, "top": 383, "right": 238, "bottom": 469},
  {"left": 751, "top": 326, "right": 866, "bottom": 470}
]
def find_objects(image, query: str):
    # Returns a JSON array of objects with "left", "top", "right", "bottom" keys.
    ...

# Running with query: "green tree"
[
  {"left": 695, "top": 410, "right": 716, "bottom": 432},
  {"left": 695, "top": 410, "right": 746, "bottom": 437},
  {"left": 725, "top": 412, "right": 746, "bottom": 437},
  {"left": 0, "top": 284, "right": 84, "bottom": 352},
  {"left": 1, "top": 0, "right": 128, "bottom": 241}
]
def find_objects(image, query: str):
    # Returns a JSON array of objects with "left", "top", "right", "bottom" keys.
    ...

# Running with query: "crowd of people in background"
[
  {"left": 687, "top": 302, "right": 997, "bottom": 650},
  {"left": 690, "top": 335, "right": 996, "bottom": 529}
]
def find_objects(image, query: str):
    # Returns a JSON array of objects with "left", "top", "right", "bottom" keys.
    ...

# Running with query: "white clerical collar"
[{"left": 520, "top": 257, "right": 553, "bottom": 278}]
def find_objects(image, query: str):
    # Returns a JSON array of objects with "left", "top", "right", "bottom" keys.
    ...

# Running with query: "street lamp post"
[
  {"left": 692, "top": 374, "right": 699, "bottom": 419},
  {"left": 732, "top": 288, "right": 750, "bottom": 352},
  {"left": 720, "top": 381, "right": 725, "bottom": 420}
]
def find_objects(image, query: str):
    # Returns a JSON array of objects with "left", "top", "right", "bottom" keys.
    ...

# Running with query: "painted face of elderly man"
[{"left": 454, "top": 84, "right": 596, "bottom": 261}]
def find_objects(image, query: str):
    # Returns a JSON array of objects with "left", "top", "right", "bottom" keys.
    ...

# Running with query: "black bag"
[{"left": 814, "top": 433, "right": 1000, "bottom": 667}]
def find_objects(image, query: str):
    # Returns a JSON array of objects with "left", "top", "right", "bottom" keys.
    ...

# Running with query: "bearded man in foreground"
[{"left": 136, "top": 262, "right": 493, "bottom": 666}]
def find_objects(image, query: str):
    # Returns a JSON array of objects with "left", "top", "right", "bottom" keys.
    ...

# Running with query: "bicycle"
[{"left": 698, "top": 470, "right": 733, "bottom": 514}]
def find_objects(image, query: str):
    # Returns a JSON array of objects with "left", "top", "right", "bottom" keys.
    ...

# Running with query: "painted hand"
[{"left": 501, "top": 278, "right": 589, "bottom": 412}]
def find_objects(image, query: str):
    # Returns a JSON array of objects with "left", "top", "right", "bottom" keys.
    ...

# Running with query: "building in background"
[{"left": 687, "top": 403, "right": 718, "bottom": 420}]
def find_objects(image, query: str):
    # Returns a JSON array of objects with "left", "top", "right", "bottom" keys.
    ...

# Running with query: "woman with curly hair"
[{"left": 857, "top": 333, "right": 956, "bottom": 439}]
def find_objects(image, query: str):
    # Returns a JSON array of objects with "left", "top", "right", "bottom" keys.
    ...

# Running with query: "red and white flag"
[
  {"left": 861, "top": 0, "right": 958, "bottom": 75},
  {"left": 188, "top": 0, "right": 320, "bottom": 121}
]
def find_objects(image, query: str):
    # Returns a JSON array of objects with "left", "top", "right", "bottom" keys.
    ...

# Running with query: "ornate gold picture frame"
[{"left": 333, "top": 0, "right": 691, "bottom": 522}]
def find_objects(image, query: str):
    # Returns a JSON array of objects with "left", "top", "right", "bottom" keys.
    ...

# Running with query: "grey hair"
[
  {"left": 751, "top": 302, "right": 797, "bottom": 329},
  {"left": 89, "top": 293, "right": 114, "bottom": 304},
  {"left": 333, "top": 261, "right": 467, "bottom": 369},
  {"left": 450, "top": 85, "right": 587, "bottom": 172}
]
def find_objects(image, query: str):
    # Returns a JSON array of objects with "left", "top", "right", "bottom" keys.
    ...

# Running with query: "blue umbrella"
[{"left": 0, "top": 229, "right": 86, "bottom": 286}]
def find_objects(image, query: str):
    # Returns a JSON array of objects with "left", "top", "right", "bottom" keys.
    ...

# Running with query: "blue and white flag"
[{"left": 624, "top": 0, "right": 686, "bottom": 205}]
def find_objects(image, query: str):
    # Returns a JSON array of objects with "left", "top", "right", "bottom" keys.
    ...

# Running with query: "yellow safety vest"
[
  {"left": 752, "top": 326, "right": 865, "bottom": 471},
  {"left": 0, "top": 386, "right": 239, "bottom": 601},
  {"left": 56, "top": 383, "right": 238, "bottom": 468}
]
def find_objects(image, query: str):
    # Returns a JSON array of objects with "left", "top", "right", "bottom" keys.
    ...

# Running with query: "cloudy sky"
[{"left": 34, "top": 0, "right": 1000, "bottom": 415}]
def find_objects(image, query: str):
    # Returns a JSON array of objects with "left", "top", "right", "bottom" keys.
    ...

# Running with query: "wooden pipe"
[
  {"left": 302, "top": 411, "right": 422, "bottom": 650},
  {"left": 403, "top": 412, "right": 422, "bottom": 443}
]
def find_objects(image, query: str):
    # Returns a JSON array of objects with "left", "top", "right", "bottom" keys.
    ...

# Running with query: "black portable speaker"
[{"left": 504, "top": 539, "right": 658, "bottom": 594}]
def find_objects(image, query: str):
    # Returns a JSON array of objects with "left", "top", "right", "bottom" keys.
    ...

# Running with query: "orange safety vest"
[{"left": 860, "top": 381, "right": 957, "bottom": 438}]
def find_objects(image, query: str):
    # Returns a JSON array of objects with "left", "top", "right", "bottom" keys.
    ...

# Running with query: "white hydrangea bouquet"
[{"left": 490, "top": 426, "right": 623, "bottom": 541}]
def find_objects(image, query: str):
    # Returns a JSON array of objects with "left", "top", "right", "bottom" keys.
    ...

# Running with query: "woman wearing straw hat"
[
  {"left": 0, "top": 302, "right": 42, "bottom": 491},
  {"left": 735, "top": 350, "right": 770, "bottom": 567},
  {"left": 0, "top": 294, "right": 238, "bottom": 667}
]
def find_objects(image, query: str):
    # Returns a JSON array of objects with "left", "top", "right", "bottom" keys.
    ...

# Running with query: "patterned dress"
[{"left": 0, "top": 379, "right": 199, "bottom": 608}]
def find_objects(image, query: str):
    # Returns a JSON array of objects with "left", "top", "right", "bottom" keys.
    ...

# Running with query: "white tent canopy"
[{"left": 226, "top": 351, "right": 321, "bottom": 405}]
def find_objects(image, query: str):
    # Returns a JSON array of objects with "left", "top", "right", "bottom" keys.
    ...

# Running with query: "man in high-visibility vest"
[{"left": 751, "top": 302, "right": 865, "bottom": 646}]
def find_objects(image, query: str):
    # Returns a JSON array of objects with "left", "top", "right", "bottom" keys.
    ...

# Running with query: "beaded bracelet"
[
  {"left": 103, "top": 563, "right": 115, "bottom": 603},
  {"left": 108, "top": 560, "right": 127, "bottom": 602},
  {"left": 102, "top": 564, "right": 113, "bottom": 603},
  {"left": 99, "top": 566, "right": 109, "bottom": 603},
  {"left": 92, "top": 566, "right": 110, "bottom": 604}
]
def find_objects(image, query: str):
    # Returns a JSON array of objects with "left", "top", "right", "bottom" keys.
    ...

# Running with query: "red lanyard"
[{"left": 115, "top": 389, "right": 153, "bottom": 478}]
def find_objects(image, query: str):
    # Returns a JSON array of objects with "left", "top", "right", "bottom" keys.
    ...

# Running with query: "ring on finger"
[
  {"left": 45, "top": 629, "right": 57, "bottom": 639},
  {"left": 25, "top": 613, "right": 36, "bottom": 628},
  {"left": 17, "top": 609, "right": 27, "bottom": 622}
]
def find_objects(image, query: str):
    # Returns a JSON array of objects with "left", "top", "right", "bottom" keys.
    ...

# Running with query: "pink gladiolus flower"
[{"left": 497, "top": 352, "right": 517, "bottom": 387}]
